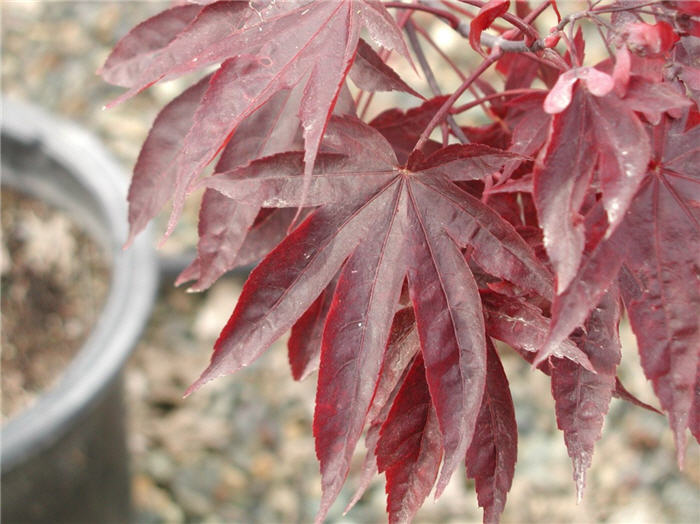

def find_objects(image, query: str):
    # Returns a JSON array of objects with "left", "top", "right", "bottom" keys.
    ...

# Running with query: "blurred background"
[{"left": 2, "top": 1, "right": 699, "bottom": 523}]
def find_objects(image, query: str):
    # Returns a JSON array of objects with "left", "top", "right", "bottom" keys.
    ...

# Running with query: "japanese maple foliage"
[{"left": 102, "top": 0, "right": 699, "bottom": 522}]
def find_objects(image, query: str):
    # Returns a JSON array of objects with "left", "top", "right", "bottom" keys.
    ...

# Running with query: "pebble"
[{"left": 132, "top": 474, "right": 184, "bottom": 524}]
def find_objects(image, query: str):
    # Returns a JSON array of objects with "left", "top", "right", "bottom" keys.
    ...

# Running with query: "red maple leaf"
[
  {"left": 540, "top": 112, "right": 700, "bottom": 462},
  {"left": 101, "top": 0, "right": 414, "bottom": 241},
  {"left": 184, "top": 115, "right": 555, "bottom": 518},
  {"left": 465, "top": 339, "right": 517, "bottom": 524}
]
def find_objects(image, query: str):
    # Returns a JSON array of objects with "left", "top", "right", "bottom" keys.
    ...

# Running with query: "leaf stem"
[
  {"left": 405, "top": 21, "right": 470, "bottom": 144},
  {"left": 414, "top": 49, "right": 502, "bottom": 152},
  {"left": 412, "top": 22, "right": 467, "bottom": 81},
  {"left": 450, "top": 88, "right": 545, "bottom": 113}
]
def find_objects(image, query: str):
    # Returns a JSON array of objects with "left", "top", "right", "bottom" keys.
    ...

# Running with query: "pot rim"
[{"left": 1, "top": 98, "right": 159, "bottom": 472}]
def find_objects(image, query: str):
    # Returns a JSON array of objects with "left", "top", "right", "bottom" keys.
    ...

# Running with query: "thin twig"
[
  {"left": 417, "top": 0, "right": 544, "bottom": 53},
  {"left": 405, "top": 21, "right": 470, "bottom": 144},
  {"left": 413, "top": 22, "right": 467, "bottom": 80},
  {"left": 414, "top": 49, "right": 502, "bottom": 152},
  {"left": 450, "top": 87, "right": 545, "bottom": 114}
]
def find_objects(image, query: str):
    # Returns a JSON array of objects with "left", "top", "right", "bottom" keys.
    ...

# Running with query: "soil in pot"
[{"left": 1, "top": 186, "right": 112, "bottom": 422}]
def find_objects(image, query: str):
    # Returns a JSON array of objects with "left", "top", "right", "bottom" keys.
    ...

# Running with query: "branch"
[
  {"left": 417, "top": 0, "right": 544, "bottom": 53},
  {"left": 456, "top": 0, "right": 540, "bottom": 42}
]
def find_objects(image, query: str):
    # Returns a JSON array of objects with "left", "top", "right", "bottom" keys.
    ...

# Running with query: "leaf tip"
[
  {"left": 433, "top": 469, "right": 451, "bottom": 500},
  {"left": 103, "top": 93, "right": 128, "bottom": 110},
  {"left": 183, "top": 373, "right": 213, "bottom": 399},
  {"left": 574, "top": 464, "right": 586, "bottom": 504},
  {"left": 531, "top": 349, "right": 550, "bottom": 370},
  {"left": 182, "top": 379, "right": 202, "bottom": 399},
  {"left": 183, "top": 357, "right": 231, "bottom": 398},
  {"left": 122, "top": 236, "right": 134, "bottom": 251},
  {"left": 674, "top": 429, "right": 687, "bottom": 471}
]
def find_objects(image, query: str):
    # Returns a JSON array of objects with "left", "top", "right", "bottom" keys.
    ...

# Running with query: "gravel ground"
[{"left": 2, "top": 2, "right": 699, "bottom": 523}]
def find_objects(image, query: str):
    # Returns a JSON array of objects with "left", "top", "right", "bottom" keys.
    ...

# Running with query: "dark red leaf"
[
  {"left": 540, "top": 113, "right": 699, "bottom": 462},
  {"left": 288, "top": 278, "right": 337, "bottom": 381},
  {"left": 313, "top": 177, "right": 408, "bottom": 522},
  {"left": 620, "top": 113, "right": 699, "bottom": 463},
  {"left": 187, "top": 116, "right": 550, "bottom": 518},
  {"left": 345, "top": 307, "right": 420, "bottom": 513},
  {"left": 377, "top": 355, "right": 442, "bottom": 524},
  {"left": 176, "top": 87, "right": 303, "bottom": 289},
  {"left": 504, "top": 93, "right": 550, "bottom": 178},
  {"left": 350, "top": 39, "right": 422, "bottom": 98},
  {"left": 670, "top": 1, "right": 700, "bottom": 15},
  {"left": 370, "top": 96, "right": 448, "bottom": 164},
  {"left": 406, "top": 193, "right": 486, "bottom": 497},
  {"left": 537, "top": 203, "right": 627, "bottom": 365},
  {"left": 179, "top": 190, "right": 260, "bottom": 290},
  {"left": 675, "top": 37, "right": 700, "bottom": 103},
  {"left": 535, "top": 86, "right": 597, "bottom": 292},
  {"left": 470, "top": 0, "right": 511, "bottom": 54},
  {"left": 551, "top": 288, "right": 621, "bottom": 501},
  {"left": 623, "top": 77, "right": 693, "bottom": 125},
  {"left": 98, "top": 3, "right": 202, "bottom": 87},
  {"left": 415, "top": 144, "right": 524, "bottom": 181},
  {"left": 466, "top": 339, "right": 517, "bottom": 524},
  {"left": 184, "top": 182, "right": 396, "bottom": 396},
  {"left": 482, "top": 292, "right": 593, "bottom": 370},
  {"left": 125, "top": 74, "right": 210, "bottom": 246},
  {"left": 497, "top": 53, "right": 540, "bottom": 91},
  {"left": 536, "top": 83, "right": 651, "bottom": 293}
]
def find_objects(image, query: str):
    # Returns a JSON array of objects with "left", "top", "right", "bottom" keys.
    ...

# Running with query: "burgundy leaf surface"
[
  {"left": 535, "top": 81, "right": 651, "bottom": 294},
  {"left": 551, "top": 287, "right": 621, "bottom": 500},
  {"left": 350, "top": 39, "right": 422, "bottom": 98},
  {"left": 176, "top": 86, "right": 303, "bottom": 290},
  {"left": 187, "top": 116, "right": 552, "bottom": 515},
  {"left": 618, "top": 116, "right": 700, "bottom": 464},
  {"left": 377, "top": 355, "right": 442, "bottom": 524},
  {"left": 370, "top": 96, "right": 448, "bottom": 164},
  {"left": 125, "top": 74, "right": 210, "bottom": 246},
  {"left": 288, "top": 278, "right": 337, "bottom": 381},
  {"left": 345, "top": 307, "right": 420, "bottom": 513},
  {"left": 98, "top": 3, "right": 202, "bottom": 87},
  {"left": 465, "top": 339, "right": 517, "bottom": 524},
  {"left": 469, "top": 0, "right": 510, "bottom": 53}
]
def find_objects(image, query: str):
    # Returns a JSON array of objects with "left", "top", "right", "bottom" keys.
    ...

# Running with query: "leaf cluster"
[{"left": 101, "top": 1, "right": 700, "bottom": 521}]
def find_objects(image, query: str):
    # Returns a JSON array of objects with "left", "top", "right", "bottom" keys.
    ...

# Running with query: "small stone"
[
  {"left": 250, "top": 452, "right": 277, "bottom": 481},
  {"left": 146, "top": 450, "right": 175, "bottom": 484},
  {"left": 172, "top": 467, "right": 217, "bottom": 518},
  {"left": 193, "top": 279, "right": 244, "bottom": 341},
  {"left": 213, "top": 465, "right": 247, "bottom": 502},
  {"left": 607, "top": 497, "right": 665, "bottom": 523},
  {"left": 267, "top": 486, "right": 299, "bottom": 518},
  {"left": 132, "top": 474, "right": 184, "bottom": 523}
]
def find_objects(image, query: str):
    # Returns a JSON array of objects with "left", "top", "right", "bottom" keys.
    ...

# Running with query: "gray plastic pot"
[{"left": 1, "top": 99, "right": 159, "bottom": 523}]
